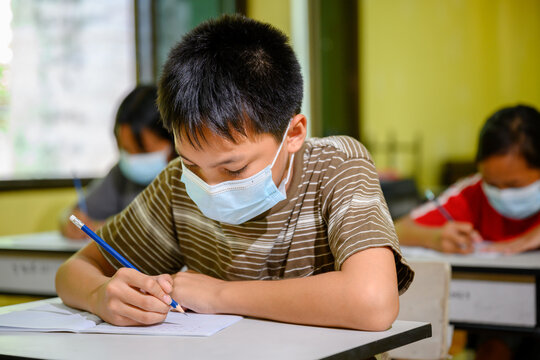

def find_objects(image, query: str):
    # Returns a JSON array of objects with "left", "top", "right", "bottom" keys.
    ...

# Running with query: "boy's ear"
[{"left": 286, "top": 114, "right": 307, "bottom": 153}]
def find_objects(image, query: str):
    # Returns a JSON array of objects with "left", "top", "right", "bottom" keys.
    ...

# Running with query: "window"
[{"left": 0, "top": 0, "right": 135, "bottom": 182}]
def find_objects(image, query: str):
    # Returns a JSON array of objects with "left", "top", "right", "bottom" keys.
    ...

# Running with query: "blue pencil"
[
  {"left": 72, "top": 177, "right": 88, "bottom": 215},
  {"left": 69, "top": 215, "right": 183, "bottom": 313},
  {"left": 424, "top": 189, "right": 454, "bottom": 221}
]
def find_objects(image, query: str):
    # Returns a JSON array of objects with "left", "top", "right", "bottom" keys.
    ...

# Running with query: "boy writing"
[{"left": 56, "top": 15, "right": 413, "bottom": 331}]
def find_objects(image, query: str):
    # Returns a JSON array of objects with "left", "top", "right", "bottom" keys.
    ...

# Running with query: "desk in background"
[
  {"left": 0, "top": 232, "right": 87, "bottom": 295},
  {"left": 402, "top": 247, "right": 540, "bottom": 336},
  {"left": 0, "top": 298, "right": 431, "bottom": 360}
]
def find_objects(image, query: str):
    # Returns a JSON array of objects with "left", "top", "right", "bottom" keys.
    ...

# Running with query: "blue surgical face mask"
[
  {"left": 118, "top": 149, "right": 170, "bottom": 185},
  {"left": 180, "top": 125, "right": 294, "bottom": 225},
  {"left": 482, "top": 179, "right": 540, "bottom": 220}
]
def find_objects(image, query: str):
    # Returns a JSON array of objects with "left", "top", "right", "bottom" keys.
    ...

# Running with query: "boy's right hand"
[
  {"left": 435, "top": 221, "right": 483, "bottom": 254},
  {"left": 90, "top": 268, "right": 174, "bottom": 326}
]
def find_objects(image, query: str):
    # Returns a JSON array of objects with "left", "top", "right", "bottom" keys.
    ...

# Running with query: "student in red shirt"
[{"left": 396, "top": 104, "right": 540, "bottom": 254}]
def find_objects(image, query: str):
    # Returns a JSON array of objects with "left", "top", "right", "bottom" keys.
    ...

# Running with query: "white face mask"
[
  {"left": 482, "top": 179, "right": 540, "bottom": 220},
  {"left": 118, "top": 149, "right": 170, "bottom": 185},
  {"left": 180, "top": 123, "right": 293, "bottom": 225}
]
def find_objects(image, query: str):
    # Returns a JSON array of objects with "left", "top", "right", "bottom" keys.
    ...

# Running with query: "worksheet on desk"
[
  {"left": 90, "top": 311, "right": 242, "bottom": 336},
  {"left": 0, "top": 303, "right": 242, "bottom": 336}
]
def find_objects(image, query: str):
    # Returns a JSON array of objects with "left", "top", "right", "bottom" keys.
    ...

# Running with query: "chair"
[
  {"left": 389, "top": 260, "right": 451, "bottom": 360},
  {"left": 380, "top": 178, "right": 422, "bottom": 220}
]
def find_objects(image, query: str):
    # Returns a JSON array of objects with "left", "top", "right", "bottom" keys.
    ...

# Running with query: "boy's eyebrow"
[
  {"left": 179, "top": 154, "right": 195, "bottom": 164},
  {"left": 179, "top": 153, "right": 244, "bottom": 168}
]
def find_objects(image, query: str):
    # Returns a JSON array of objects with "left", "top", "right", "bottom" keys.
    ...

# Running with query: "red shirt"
[{"left": 411, "top": 174, "right": 540, "bottom": 242}]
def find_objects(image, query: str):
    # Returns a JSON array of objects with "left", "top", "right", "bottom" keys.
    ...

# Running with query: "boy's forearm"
[
  {"left": 216, "top": 268, "right": 397, "bottom": 331},
  {"left": 219, "top": 273, "right": 339, "bottom": 326},
  {"left": 55, "top": 254, "right": 109, "bottom": 313}
]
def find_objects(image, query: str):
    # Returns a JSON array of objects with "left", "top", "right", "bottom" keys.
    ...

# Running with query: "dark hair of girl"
[{"left": 476, "top": 104, "right": 540, "bottom": 169}]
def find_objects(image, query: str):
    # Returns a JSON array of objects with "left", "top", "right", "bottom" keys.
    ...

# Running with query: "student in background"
[
  {"left": 56, "top": 15, "right": 413, "bottom": 331},
  {"left": 396, "top": 104, "right": 540, "bottom": 254},
  {"left": 60, "top": 85, "right": 175, "bottom": 239}
]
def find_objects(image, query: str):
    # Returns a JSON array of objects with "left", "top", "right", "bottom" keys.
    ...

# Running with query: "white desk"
[
  {"left": 0, "top": 232, "right": 87, "bottom": 295},
  {"left": 401, "top": 247, "right": 540, "bottom": 271},
  {"left": 0, "top": 298, "right": 431, "bottom": 360},
  {"left": 402, "top": 247, "right": 540, "bottom": 334}
]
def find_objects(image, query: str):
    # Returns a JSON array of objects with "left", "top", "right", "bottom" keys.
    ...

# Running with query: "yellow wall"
[
  {"left": 246, "top": 0, "right": 291, "bottom": 37},
  {"left": 360, "top": 0, "right": 540, "bottom": 190},
  {"left": 0, "top": 188, "right": 76, "bottom": 236},
  {"left": 4, "top": 1, "right": 540, "bottom": 235}
]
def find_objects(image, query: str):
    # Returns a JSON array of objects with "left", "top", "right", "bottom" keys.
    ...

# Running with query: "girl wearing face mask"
[
  {"left": 396, "top": 104, "right": 540, "bottom": 254},
  {"left": 60, "top": 85, "right": 176, "bottom": 240}
]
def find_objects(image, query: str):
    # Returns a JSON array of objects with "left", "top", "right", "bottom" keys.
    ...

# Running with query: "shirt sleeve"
[
  {"left": 96, "top": 164, "right": 184, "bottom": 275},
  {"left": 321, "top": 139, "right": 414, "bottom": 294},
  {"left": 411, "top": 175, "right": 480, "bottom": 226}
]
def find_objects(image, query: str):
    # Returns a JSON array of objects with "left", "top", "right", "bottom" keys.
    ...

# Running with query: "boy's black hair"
[
  {"left": 157, "top": 14, "right": 303, "bottom": 147},
  {"left": 476, "top": 104, "right": 540, "bottom": 169},
  {"left": 114, "top": 85, "right": 173, "bottom": 150}
]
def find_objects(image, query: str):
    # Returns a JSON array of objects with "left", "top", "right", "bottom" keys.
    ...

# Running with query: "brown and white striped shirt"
[{"left": 98, "top": 136, "right": 413, "bottom": 293}]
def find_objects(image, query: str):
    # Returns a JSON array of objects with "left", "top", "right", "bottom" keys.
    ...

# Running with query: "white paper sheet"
[
  {"left": 401, "top": 242, "right": 501, "bottom": 258},
  {"left": 0, "top": 303, "right": 242, "bottom": 336},
  {"left": 0, "top": 310, "right": 96, "bottom": 332}
]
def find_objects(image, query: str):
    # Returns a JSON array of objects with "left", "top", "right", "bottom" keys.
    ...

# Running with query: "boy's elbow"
[
  {"left": 346, "top": 285, "right": 399, "bottom": 331},
  {"left": 55, "top": 261, "right": 69, "bottom": 298},
  {"left": 365, "top": 297, "right": 399, "bottom": 331}
]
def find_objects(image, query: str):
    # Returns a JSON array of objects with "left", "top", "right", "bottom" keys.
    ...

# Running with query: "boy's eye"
[{"left": 225, "top": 165, "right": 248, "bottom": 177}]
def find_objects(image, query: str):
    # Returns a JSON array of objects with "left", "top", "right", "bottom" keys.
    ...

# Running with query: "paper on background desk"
[
  {"left": 401, "top": 241, "right": 501, "bottom": 259},
  {"left": 0, "top": 303, "right": 242, "bottom": 336}
]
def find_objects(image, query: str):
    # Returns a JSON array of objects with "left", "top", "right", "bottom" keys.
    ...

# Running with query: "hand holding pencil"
[
  {"left": 69, "top": 215, "right": 185, "bottom": 325},
  {"left": 425, "top": 190, "right": 482, "bottom": 253}
]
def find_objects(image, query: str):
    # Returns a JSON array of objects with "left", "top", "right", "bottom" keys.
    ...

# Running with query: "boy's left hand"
[
  {"left": 171, "top": 270, "right": 225, "bottom": 313},
  {"left": 482, "top": 226, "right": 540, "bottom": 254}
]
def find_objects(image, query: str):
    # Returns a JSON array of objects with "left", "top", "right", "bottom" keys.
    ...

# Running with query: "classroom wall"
[
  {"left": 0, "top": 188, "right": 76, "bottom": 236},
  {"left": 359, "top": 0, "right": 540, "bottom": 190},
  {"left": 246, "top": 0, "right": 291, "bottom": 37},
  {"left": 3, "top": 0, "right": 539, "bottom": 234}
]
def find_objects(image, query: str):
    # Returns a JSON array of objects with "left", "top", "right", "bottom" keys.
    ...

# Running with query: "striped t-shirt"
[{"left": 97, "top": 136, "right": 413, "bottom": 293}]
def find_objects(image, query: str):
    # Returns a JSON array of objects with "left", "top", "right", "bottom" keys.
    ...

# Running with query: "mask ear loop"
[
  {"left": 273, "top": 119, "right": 294, "bottom": 193},
  {"left": 278, "top": 153, "right": 295, "bottom": 193},
  {"left": 271, "top": 120, "right": 293, "bottom": 168}
]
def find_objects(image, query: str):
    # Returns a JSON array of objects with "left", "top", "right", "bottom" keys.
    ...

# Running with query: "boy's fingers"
[
  {"left": 117, "top": 283, "right": 170, "bottom": 313},
  {"left": 131, "top": 293, "right": 171, "bottom": 314},
  {"left": 155, "top": 274, "right": 173, "bottom": 293},
  {"left": 118, "top": 270, "right": 172, "bottom": 308},
  {"left": 119, "top": 302, "right": 169, "bottom": 325}
]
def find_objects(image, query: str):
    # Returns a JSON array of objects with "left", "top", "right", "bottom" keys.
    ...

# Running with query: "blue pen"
[
  {"left": 72, "top": 176, "right": 88, "bottom": 215},
  {"left": 69, "top": 215, "right": 184, "bottom": 313},
  {"left": 425, "top": 189, "right": 454, "bottom": 221}
]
